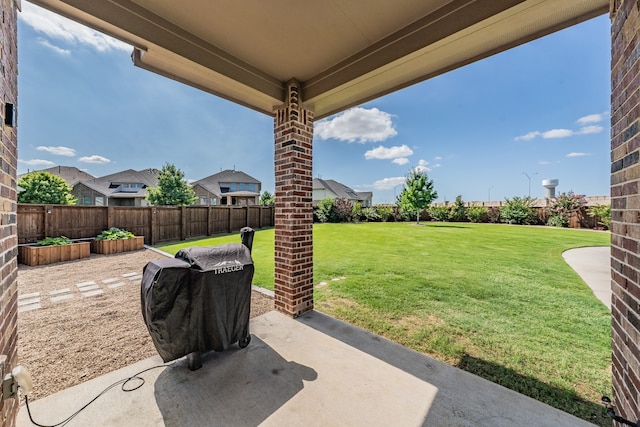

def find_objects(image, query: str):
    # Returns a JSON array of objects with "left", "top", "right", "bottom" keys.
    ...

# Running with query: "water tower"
[{"left": 542, "top": 179, "right": 559, "bottom": 198}]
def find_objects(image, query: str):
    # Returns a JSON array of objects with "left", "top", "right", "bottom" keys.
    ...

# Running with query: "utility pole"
[{"left": 522, "top": 172, "right": 538, "bottom": 197}]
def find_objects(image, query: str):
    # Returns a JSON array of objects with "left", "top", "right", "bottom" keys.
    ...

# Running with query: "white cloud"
[
  {"left": 79, "top": 155, "right": 111, "bottom": 164},
  {"left": 20, "top": 2, "right": 131, "bottom": 53},
  {"left": 434, "top": 156, "right": 442, "bottom": 160},
  {"left": 37, "top": 145, "right": 76, "bottom": 156},
  {"left": 37, "top": 38, "right": 70, "bottom": 55},
  {"left": 19, "top": 159, "right": 55, "bottom": 166},
  {"left": 539, "top": 161, "right": 551, "bottom": 165},
  {"left": 433, "top": 163, "right": 441, "bottom": 168},
  {"left": 566, "top": 152, "right": 591, "bottom": 157},
  {"left": 364, "top": 144, "right": 413, "bottom": 160},
  {"left": 577, "top": 113, "right": 605, "bottom": 125},
  {"left": 315, "top": 107, "right": 397, "bottom": 143},
  {"left": 542, "top": 129, "right": 573, "bottom": 139},
  {"left": 414, "top": 159, "right": 431, "bottom": 173},
  {"left": 392, "top": 158, "right": 409, "bottom": 165},
  {"left": 577, "top": 125, "right": 604, "bottom": 135},
  {"left": 515, "top": 131, "right": 541, "bottom": 142},
  {"left": 372, "top": 176, "right": 405, "bottom": 190}
]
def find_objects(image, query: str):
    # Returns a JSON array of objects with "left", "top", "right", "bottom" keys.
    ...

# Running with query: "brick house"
[
  {"left": 17, "top": 166, "right": 94, "bottom": 188},
  {"left": 192, "top": 169, "right": 261, "bottom": 206},
  {"left": 313, "top": 178, "right": 372, "bottom": 207},
  {"left": 72, "top": 168, "right": 158, "bottom": 207}
]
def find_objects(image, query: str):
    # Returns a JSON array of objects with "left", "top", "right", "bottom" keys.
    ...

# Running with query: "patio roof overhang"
[{"left": 28, "top": 0, "right": 608, "bottom": 120}]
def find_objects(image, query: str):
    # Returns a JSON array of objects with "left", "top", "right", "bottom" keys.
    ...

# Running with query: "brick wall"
[
  {"left": 273, "top": 80, "right": 314, "bottom": 317},
  {"left": 0, "top": 0, "right": 19, "bottom": 425},
  {"left": 611, "top": 0, "right": 640, "bottom": 421}
]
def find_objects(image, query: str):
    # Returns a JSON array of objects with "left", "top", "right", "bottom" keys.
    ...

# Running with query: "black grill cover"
[{"left": 141, "top": 244, "right": 254, "bottom": 363}]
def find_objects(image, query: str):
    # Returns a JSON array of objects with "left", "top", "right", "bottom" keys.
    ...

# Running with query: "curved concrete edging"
[{"left": 562, "top": 246, "right": 611, "bottom": 310}]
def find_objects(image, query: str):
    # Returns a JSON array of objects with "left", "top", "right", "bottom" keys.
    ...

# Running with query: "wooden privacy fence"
[{"left": 17, "top": 204, "right": 275, "bottom": 245}]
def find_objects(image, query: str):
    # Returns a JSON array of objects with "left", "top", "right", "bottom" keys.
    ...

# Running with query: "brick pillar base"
[
  {"left": 611, "top": 0, "right": 640, "bottom": 421},
  {"left": 0, "top": 0, "right": 19, "bottom": 425},
  {"left": 273, "top": 80, "right": 314, "bottom": 317}
]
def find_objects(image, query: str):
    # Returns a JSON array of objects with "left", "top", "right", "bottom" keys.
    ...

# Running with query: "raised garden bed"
[
  {"left": 19, "top": 242, "right": 91, "bottom": 266},
  {"left": 90, "top": 236, "right": 144, "bottom": 255}
]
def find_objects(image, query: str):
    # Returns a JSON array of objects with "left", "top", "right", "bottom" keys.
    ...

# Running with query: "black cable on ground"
[{"left": 24, "top": 364, "right": 169, "bottom": 427}]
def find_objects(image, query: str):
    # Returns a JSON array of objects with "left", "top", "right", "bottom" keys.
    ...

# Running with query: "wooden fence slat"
[{"left": 17, "top": 204, "right": 274, "bottom": 244}]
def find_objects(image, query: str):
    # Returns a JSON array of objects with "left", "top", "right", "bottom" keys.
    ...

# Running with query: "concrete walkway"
[{"left": 562, "top": 246, "right": 611, "bottom": 310}]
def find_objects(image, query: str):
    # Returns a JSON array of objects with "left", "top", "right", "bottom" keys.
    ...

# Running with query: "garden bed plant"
[
  {"left": 19, "top": 236, "right": 90, "bottom": 266},
  {"left": 91, "top": 227, "right": 144, "bottom": 254}
]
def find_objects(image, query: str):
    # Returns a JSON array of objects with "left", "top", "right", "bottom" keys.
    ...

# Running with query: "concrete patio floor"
[{"left": 18, "top": 310, "right": 594, "bottom": 427}]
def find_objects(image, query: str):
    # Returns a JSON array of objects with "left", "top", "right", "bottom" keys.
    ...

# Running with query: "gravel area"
[{"left": 17, "top": 248, "right": 274, "bottom": 401}]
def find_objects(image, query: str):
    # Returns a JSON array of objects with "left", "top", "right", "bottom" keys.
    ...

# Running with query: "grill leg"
[{"left": 187, "top": 351, "right": 202, "bottom": 371}]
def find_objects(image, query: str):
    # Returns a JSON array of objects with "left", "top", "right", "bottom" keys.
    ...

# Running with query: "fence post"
[
  {"left": 227, "top": 207, "right": 232, "bottom": 233},
  {"left": 181, "top": 206, "right": 187, "bottom": 240},
  {"left": 258, "top": 206, "right": 263, "bottom": 229},
  {"left": 245, "top": 206, "right": 249, "bottom": 229},
  {"left": 207, "top": 207, "right": 212, "bottom": 236},
  {"left": 44, "top": 205, "right": 54, "bottom": 238},
  {"left": 150, "top": 207, "right": 157, "bottom": 245},
  {"left": 107, "top": 206, "right": 115, "bottom": 229}
]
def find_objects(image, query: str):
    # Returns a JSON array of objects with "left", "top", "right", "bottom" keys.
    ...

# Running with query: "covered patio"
[
  {"left": 17, "top": 311, "right": 594, "bottom": 426},
  {"left": 3, "top": 0, "right": 639, "bottom": 425}
]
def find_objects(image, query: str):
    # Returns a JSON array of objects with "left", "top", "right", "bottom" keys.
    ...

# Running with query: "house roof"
[
  {"left": 18, "top": 166, "right": 95, "bottom": 187},
  {"left": 28, "top": 1, "right": 607, "bottom": 120},
  {"left": 193, "top": 170, "right": 260, "bottom": 196},
  {"left": 77, "top": 168, "right": 159, "bottom": 198},
  {"left": 314, "top": 178, "right": 365, "bottom": 201}
]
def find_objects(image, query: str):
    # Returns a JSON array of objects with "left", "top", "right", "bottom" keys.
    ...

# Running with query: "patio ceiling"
[{"left": 30, "top": 0, "right": 608, "bottom": 119}]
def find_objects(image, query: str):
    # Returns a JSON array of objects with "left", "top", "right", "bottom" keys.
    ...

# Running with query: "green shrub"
[
  {"left": 500, "top": 196, "right": 536, "bottom": 225},
  {"left": 466, "top": 206, "right": 488, "bottom": 223},
  {"left": 315, "top": 198, "right": 335, "bottom": 223},
  {"left": 448, "top": 195, "right": 467, "bottom": 222},
  {"left": 360, "top": 207, "right": 380, "bottom": 222},
  {"left": 428, "top": 206, "right": 449, "bottom": 222},
  {"left": 96, "top": 227, "right": 135, "bottom": 240},
  {"left": 546, "top": 215, "right": 567, "bottom": 228},
  {"left": 587, "top": 204, "right": 611, "bottom": 229},
  {"left": 375, "top": 205, "right": 394, "bottom": 222},
  {"left": 36, "top": 236, "right": 72, "bottom": 246}
]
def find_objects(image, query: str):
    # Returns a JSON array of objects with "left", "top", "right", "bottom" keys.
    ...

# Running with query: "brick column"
[
  {"left": 611, "top": 0, "right": 640, "bottom": 421},
  {"left": 0, "top": 0, "right": 19, "bottom": 425},
  {"left": 273, "top": 80, "right": 314, "bottom": 317}
]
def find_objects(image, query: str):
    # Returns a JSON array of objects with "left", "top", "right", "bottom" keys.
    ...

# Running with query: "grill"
[{"left": 141, "top": 227, "right": 254, "bottom": 370}]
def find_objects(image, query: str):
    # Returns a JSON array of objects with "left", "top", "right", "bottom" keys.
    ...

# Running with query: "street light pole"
[{"left": 522, "top": 172, "right": 538, "bottom": 197}]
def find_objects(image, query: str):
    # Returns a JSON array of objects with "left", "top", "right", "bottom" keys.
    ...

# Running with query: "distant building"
[
  {"left": 313, "top": 178, "right": 372, "bottom": 207},
  {"left": 192, "top": 169, "right": 261, "bottom": 206},
  {"left": 72, "top": 169, "right": 159, "bottom": 206},
  {"left": 18, "top": 166, "right": 95, "bottom": 187}
]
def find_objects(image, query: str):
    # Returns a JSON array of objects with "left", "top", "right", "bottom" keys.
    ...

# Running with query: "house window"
[
  {"left": 95, "top": 196, "right": 104, "bottom": 206},
  {"left": 200, "top": 196, "right": 207, "bottom": 205},
  {"left": 210, "top": 198, "right": 217, "bottom": 205},
  {"left": 82, "top": 196, "right": 91, "bottom": 205},
  {"left": 230, "top": 183, "right": 237, "bottom": 191},
  {"left": 239, "top": 183, "right": 246, "bottom": 191}
]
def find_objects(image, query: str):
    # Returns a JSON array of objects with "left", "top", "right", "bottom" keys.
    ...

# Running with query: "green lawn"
[{"left": 156, "top": 222, "right": 612, "bottom": 425}]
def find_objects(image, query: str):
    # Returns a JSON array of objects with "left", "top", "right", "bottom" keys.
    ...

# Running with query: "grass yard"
[{"left": 157, "top": 222, "right": 612, "bottom": 425}]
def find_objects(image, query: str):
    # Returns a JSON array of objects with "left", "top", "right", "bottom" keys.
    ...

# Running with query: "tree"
[
  {"left": 259, "top": 191, "right": 275, "bottom": 206},
  {"left": 18, "top": 171, "right": 76, "bottom": 205},
  {"left": 500, "top": 196, "right": 536, "bottom": 225},
  {"left": 146, "top": 163, "right": 197, "bottom": 206},
  {"left": 396, "top": 169, "right": 437, "bottom": 224}
]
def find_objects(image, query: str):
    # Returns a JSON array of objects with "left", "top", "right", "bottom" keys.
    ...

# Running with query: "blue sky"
[{"left": 17, "top": 2, "right": 610, "bottom": 204}]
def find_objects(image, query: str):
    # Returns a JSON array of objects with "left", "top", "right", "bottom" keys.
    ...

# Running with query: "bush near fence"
[{"left": 17, "top": 204, "right": 275, "bottom": 245}]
